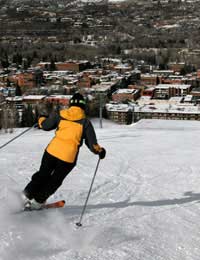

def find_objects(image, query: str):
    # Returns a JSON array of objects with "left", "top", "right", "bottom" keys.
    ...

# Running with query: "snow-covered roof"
[
  {"left": 134, "top": 103, "right": 200, "bottom": 114},
  {"left": 141, "top": 73, "right": 158, "bottom": 78},
  {"left": 168, "top": 97, "right": 183, "bottom": 102},
  {"left": 114, "top": 64, "right": 132, "bottom": 70},
  {"left": 184, "top": 95, "right": 193, "bottom": 102},
  {"left": 46, "top": 95, "right": 72, "bottom": 99},
  {"left": 153, "top": 70, "right": 174, "bottom": 74},
  {"left": 106, "top": 103, "right": 132, "bottom": 112},
  {"left": 92, "top": 84, "right": 113, "bottom": 92},
  {"left": 23, "top": 95, "right": 46, "bottom": 100},
  {"left": 6, "top": 96, "right": 23, "bottom": 102},
  {"left": 156, "top": 84, "right": 191, "bottom": 89},
  {"left": 114, "top": 89, "right": 136, "bottom": 94}
]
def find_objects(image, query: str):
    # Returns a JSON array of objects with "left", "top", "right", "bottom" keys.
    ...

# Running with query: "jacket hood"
[{"left": 60, "top": 106, "right": 86, "bottom": 121}]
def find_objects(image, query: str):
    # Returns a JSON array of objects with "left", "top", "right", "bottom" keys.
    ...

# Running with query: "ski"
[
  {"left": 43, "top": 200, "right": 65, "bottom": 209},
  {"left": 24, "top": 200, "right": 65, "bottom": 211}
]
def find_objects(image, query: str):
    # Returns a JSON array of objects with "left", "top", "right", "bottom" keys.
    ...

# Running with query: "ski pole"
[
  {"left": 0, "top": 123, "right": 38, "bottom": 150},
  {"left": 76, "top": 157, "right": 101, "bottom": 227}
]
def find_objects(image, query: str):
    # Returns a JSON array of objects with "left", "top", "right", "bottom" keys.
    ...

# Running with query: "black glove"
[
  {"left": 99, "top": 147, "right": 106, "bottom": 159},
  {"left": 37, "top": 115, "right": 47, "bottom": 129}
]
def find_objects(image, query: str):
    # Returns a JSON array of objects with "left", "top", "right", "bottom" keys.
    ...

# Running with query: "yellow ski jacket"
[{"left": 38, "top": 106, "right": 102, "bottom": 163}]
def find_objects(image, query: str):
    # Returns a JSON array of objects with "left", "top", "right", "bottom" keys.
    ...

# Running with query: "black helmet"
[{"left": 70, "top": 93, "right": 86, "bottom": 110}]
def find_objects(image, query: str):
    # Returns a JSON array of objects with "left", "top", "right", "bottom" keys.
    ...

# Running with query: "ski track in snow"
[{"left": 1, "top": 119, "right": 200, "bottom": 259}]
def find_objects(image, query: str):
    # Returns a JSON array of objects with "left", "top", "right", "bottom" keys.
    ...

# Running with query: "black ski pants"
[{"left": 24, "top": 151, "right": 76, "bottom": 203}]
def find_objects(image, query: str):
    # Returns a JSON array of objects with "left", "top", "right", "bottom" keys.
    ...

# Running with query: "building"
[
  {"left": 154, "top": 84, "right": 192, "bottom": 99},
  {"left": 92, "top": 82, "right": 116, "bottom": 94},
  {"left": 106, "top": 103, "right": 133, "bottom": 124},
  {"left": 113, "top": 64, "right": 133, "bottom": 74},
  {"left": 9, "top": 71, "right": 37, "bottom": 89},
  {"left": 45, "top": 95, "right": 72, "bottom": 106},
  {"left": 106, "top": 95, "right": 200, "bottom": 124},
  {"left": 6, "top": 96, "right": 24, "bottom": 110},
  {"left": 77, "top": 76, "right": 92, "bottom": 88},
  {"left": 141, "top": 87, "right": 155, "bottom": 98},
  {"left": 37, "top": 61, "right": 91, "bottom": 72},
  {"left": 168, "top": 62, "right": 185, "bottom": 73},
  {"left": 112, "top": 89, "right": 140, "bottom": 102},
  {"left": 190, "top": 87, "right": 200, "bottom": 97},
  {"left": 0, "top": 92, "right": 4, "bottom": 103},
  {"left": 133, "top": 103, "right": 200, "bottom": 122},
  {"left": 140, "top": 74, "right": 159, "bottom": 85},
  {"left": 22, "top": 95, "right": 46, "bottom": 105}
]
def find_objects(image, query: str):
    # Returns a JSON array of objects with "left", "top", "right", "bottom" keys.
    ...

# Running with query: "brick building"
[
  {"left": 22, "top": 95, "right": 46, "bottom": 105},
  {"left": 134, "top": 103, "right": 200, "bottom": 122},
  {"left": 37, "top": 61, "right": 90, "bottom": 72},
  {"left": 168, "top": 62, "right": 185, "bottom": 73},
  {"left": 77, "top": 76, "right": 92, "bottom": 88},
  {"left": 154, "top": 84, "right": 192, "bottom": 99},
  {"left": 106, "top": 103, "right": 133, "bottom": 124},
  {"left": 45, "top": 95, "right": 71, "bottom": 106},
  {"left": 112, "top": 89, "right": 140, "bottom": 102},
  {"left": 142, "top": 87, "right": 155, "bottom": 98},
  {"left": 9, "top": 71, "right": 38, "bottom": 89},
  {"left": 140, "top": 74, "right": 159, "bottom": 85}
]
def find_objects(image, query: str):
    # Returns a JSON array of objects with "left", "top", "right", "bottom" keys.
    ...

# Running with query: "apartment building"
[
  {"left": 112, "top": 89, "right": 140, "bottom": 102},
  {"left": 45, "top": 95, "right": 71, "bottom": 106},
  {"left": 134, "top": 103, "right": 200, "bottom": 122},
  {"left": 106, "top": 103, "right": 133, "bottom": 124},
  {"left": 37, "top": 61, "right": 91, "bottom": 72},
  {"left": 154, "top": 84, "right": 192, "bottom": 99},
  {"left": 140, "top": 74, "right": 159, "bottom": 85}
]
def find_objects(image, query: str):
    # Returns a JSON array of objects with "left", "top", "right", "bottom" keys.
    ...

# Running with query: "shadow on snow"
[{"left": 63, "top": 191, "right": 200, "bottom": 214}]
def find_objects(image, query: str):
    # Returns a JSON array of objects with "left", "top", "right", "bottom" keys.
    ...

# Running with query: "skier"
[{"left": 22, "top": 93, "right": 106, "bottom": 210}]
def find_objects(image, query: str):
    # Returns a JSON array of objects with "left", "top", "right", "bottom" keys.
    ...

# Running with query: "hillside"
[{"left": 1, "top": 119, "right": 200, "bottom": 259}]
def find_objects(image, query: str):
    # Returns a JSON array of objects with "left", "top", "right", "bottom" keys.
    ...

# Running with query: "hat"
[{"left": 70, "top": 93, "right": 86, "bottom": 110}]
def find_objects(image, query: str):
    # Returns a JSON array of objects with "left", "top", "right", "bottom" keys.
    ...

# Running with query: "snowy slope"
[{"left": 1, "top": 119, "right": 200, "bottom": 260}]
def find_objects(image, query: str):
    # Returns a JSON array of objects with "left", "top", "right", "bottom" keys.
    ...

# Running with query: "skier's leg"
[
  {"left": 23, "top": 151, "right": 57, "bottom": 200},
  {"left": 34, "top": 159, "right": 75, "bottom": 203}
]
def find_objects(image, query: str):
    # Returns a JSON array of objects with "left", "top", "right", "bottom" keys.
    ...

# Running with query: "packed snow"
[{"left": 1, "top": 118, "right": 200, "bottom": 260}]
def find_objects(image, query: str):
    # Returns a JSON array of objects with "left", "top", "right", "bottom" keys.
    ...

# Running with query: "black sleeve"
[
  {"left": 83, "top": 119, "right": 98, "bottom": 153},
  {"left": 41, "top": 112, "right": 60, "bottom": 131}
]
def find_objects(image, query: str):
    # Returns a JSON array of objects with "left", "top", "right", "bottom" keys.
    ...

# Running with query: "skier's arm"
[
  {"left": 38, "top": 113, "right": 60, "bottom": 131},
  {"left": 84, "top": 119, "right": 106, "bottom": 159}
]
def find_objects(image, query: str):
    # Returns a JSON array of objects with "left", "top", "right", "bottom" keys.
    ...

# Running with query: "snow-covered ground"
[{"left": 1, "top": 119, "right": 200, "bottom": 260}]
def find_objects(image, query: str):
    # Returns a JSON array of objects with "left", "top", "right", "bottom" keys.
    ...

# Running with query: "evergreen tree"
[
  {"left": 33, "top": 51, "right": 38, "bottom": 59},
  {"left": 35, "top": 69, "right": 44, "bottom": 87},
  {"left": 21, "top": 107, "right": 27, "bottom": 127},
  {"left": 6, "top": 78, "right": 11, "bottom": 87},
  {"left": 15, "top": 83, "right": 22, "bottom": 96},
  {"left": 14, "top": 107, "right": 20, "bottom": 128},
  {"left": 126, "top": 109, "right": 133, "bottom": 125},
  {"left": 13, "top": 53, "right": 22, "bottom": 67},
  {"left": 45, "top": 102, "right": 53, "bottom": 114},
  {"left": 102, "top": 106, "right": 108, "bottom": 119},
  {"left": 22, "top": 58, "right": 28, "bottom": 70},
  {"left": 50, "top": 59, "right": 56, "bottom": 71},
  {"left": 8, "top": 89, "right": 12, "bottom": 97},
  {"left": 1, "top": 53, "right": 9, "bottom": 71},
  {"left": 55, "top": 102, "right": 61, "bottom": 113},
  {"left": 21, "top": 105, "right": 34, "bottom": 127},
  {"left": 26, "top": 104, "right": 34, "bottom": 126},
  {"left": 0, "top": 109, "right": 2, "bottom": 129},
  {"left": 156, "top": 76, "right": 160, "bottom": 85},
  {"left": 34, "top": 106, "right": 39, "bottom": 124}
]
